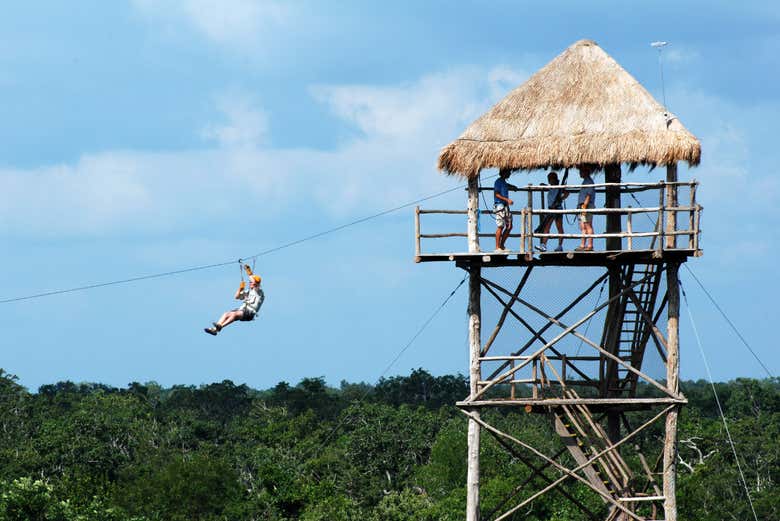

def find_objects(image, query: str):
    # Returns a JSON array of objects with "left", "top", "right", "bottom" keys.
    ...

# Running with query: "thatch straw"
[{"left": 438, "top": 40, "right": 701, "bottom": 178}]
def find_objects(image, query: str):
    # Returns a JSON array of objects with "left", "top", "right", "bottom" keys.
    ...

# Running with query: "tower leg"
[
  {"left": 663, "top": 262, "right": 680, "bottom": 521},
  {"left": 466, "top": 265, "right": 482, "bottom": 521}
]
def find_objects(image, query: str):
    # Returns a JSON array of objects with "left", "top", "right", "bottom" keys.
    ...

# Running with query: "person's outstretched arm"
[{"left": 234, "top": 280, "right": 246, "bottom": 300}]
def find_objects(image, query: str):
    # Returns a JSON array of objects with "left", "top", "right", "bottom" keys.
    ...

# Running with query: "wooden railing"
[{"left": 414, "top": 180, "right": 702, "bottom": 258}]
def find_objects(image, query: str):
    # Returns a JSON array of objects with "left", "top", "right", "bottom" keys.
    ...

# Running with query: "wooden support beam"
[
  {"left": 601, "top": 265, "right": 624, "bottom": 401},
  {"left": 656, "top": 183, "right": 665, "bottom": 258},
  {"left": 666, "top": 163, "right": 678, "bottom": 249},
  {"left": 479, "top": 279, "right": 596, "bottom": 386},
  {"left": 513, "top": 295, "right": 680, "bottom": 400},
  {"left": 414, "top": 206, "right": 421, "bottom": 260},
  {"left": 466, "top": 264, "right": 481, "bottom": 521},
  {"left": 472, "top": 271, "right": 654, "bottom": 402},
  {"left": 479, "top": 268, "right": 669, "bottom": 395},
  {"left": 480, "top": 272, "right": 609, "bottom": 381},
  {"left": 605, "top": 164, "right": 622, "bottom": 252},
  {"left": 481, "top": 267, "right": 533, "bottom": 356},
  {"left": 483, "top": 433, "right": 601, "bottom": 521},
  {"left": 688, "top": 181, "right": 697, "bottom": 249},
  {"left": 458, "top": 397, "right": 686, "bottom": 407},
  {"left": 460, "top": 406, "right": 675, "bottom": 521},
  {"left": 663, "top": 262, "right": 681, "bottom": 521},
  {"left": 463, "top": 413, "right": 644, "bottom": 521},
  {"left": 467, "top": 177, "right": 480, "bottom": 253}
]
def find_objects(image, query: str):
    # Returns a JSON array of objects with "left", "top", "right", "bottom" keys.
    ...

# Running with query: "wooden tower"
[{"left": 416, "top": 40, "right": 702, "bottom": 521}]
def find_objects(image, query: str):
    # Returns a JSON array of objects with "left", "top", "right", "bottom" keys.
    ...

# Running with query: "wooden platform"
[
  {"left": 415, "top": 248, "right": 701, "bottom": 267},
  {"left": 456, "top": 396, "right": 687, "bottom": 413}
]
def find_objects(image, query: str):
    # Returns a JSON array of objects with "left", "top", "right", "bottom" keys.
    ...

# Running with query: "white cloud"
[
  {"left": 311, "top": 69, "right": 490, "bottom": 142},
  {"left": 0, "top": 65, "right": 542, "bottom": 236},
  {"left": 666, "top": 86, "right": 780, "bottom": 270},
  {"left": 201, "top": 92, "right": 270, "bottom": 148},
  {"left": 131, "top": 0, "right": 290, "bottom": 50}
]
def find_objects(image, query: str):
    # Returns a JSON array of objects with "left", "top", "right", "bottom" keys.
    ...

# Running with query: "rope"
[
  {"left": 682, "top": 265, "right": 773, "bottom": 378},
  {"left": 302, "top": 273, "right": 468, "bottom": 458},
  {"left": 0, "top": 183, "right": 468, "bottom": 305},
  {"left": 680, "top": 279, "right": 759, "bottom": 521},
  {"left": 0, "top": 261, "right": 238, "bottom": 305}
]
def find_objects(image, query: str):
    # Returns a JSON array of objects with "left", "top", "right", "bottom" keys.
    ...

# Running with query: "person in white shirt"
[{"left": 204, "top": 274, "right": 264, "bottom": 336}]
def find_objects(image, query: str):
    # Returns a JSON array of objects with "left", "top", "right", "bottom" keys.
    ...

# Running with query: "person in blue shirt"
[
  {"left": 493, "top": 168, "right": 519, "bottom": 252},
  {"left": 576, "top": 166, "right": 596, "bottom": 251}
]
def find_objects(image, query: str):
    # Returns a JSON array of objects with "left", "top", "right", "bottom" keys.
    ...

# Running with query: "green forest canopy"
[{"left": 0, "top": 369, "right": 777, "bottom": 521}]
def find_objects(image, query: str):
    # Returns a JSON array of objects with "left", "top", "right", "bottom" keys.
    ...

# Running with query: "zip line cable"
[
  {"left": 682, "top": 264, "right": 774, "bottom": 379},
  {"left": 0, "top": 262, "right": 238, "bottom": 306},
  {"left": 376, "top": 274, "right": 468, "bottom": 380},
  {"left": 303, "top": 273, "right": 468, "bottom": 458},
  {"left": 680, "top": 278, "right": 760, "bottom": 521},
  {"left": 0, "top": 183, "right": 468, "bottom": 305}
]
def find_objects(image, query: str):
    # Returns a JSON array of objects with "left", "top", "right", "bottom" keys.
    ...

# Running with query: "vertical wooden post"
[
  {"left": 656, "top": 182, "right": 666, "bottom": 257},
  {"left": 663, "top": 262, "right": 681, "bottom": 521},
  {"left": 561, "top": 354, "right": 567, "bottom": 385},
  {"left": 605, "top": 164, "right": 622, "bottom": 251},
  {"left": 510, "top": 359, "right": 516, "bottom": 400},
  {"left": 519, "top": 209, "right": 526, "bottom": 255},
  {"left": 466, "top": 265, "right": 482, "bottom": 521},
  {"left": 695, "top": 204, "right": 702, "bottom": 252},
  {"left": 626, "top": 209, "right": 633, "bottom": 251},
  {"left": 688, "top": 181, "right": 697, "bottom": 249},
  {"left": 527, "top": 184, "right": 534, "bottom": 248},
  {"left": 468, "top": 176, "right": 480, "bottom": 253},
  {"left": 524, "top": 208, "right": 531, "bottom": 255},
  {"left": 666, "top": 163, "right": 678, "bottom": 249},
  {"left": 414, "top": 206, "right": 421, "bottom": 259}
]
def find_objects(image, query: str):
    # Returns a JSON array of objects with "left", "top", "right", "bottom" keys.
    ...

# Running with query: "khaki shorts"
[
  {"left": 232, "top": 308, "right": 255, "bottom": 321},
  {"left": 494, "top": 204, "right": 512, "bottom": 228},
  {"left": 579, "top": 211, "right": 593, "bottom": 224}
]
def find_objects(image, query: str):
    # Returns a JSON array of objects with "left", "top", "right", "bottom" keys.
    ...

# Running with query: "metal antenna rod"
[{"left": 651, "top": 41, "right": 669, "bottom": 116}]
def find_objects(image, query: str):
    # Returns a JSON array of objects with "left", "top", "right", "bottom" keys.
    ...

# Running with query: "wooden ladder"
[
  {"left": 612, "top": 264, "right": 662, "bottom": 397},
  {"left": 553, "top": 388, "right": 635, "bottom": 502}
]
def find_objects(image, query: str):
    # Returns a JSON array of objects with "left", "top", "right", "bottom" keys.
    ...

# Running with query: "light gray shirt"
[{"left": 239, "top": 287, "right": 264, "bottom": 314}]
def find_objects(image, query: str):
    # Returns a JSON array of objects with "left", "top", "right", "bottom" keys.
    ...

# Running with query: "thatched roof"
[{"left": 438, "top": 40, "right": 701, "bottom": 178}]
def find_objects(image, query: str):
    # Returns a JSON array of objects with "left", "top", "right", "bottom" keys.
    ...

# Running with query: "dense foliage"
[{"left": 0, "top": 368, "right": 776, "bottom": 520}]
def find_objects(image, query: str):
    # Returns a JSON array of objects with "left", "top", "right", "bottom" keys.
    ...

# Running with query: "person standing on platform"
[
  {"left": 576, "top": 166, "right": 596, "bottom": 251},
  {"left": 536, "top": 170, "right": 568, "bottom": 252},
  {"left": 493, "top": 168, "right": 518, "bottom": 252}
]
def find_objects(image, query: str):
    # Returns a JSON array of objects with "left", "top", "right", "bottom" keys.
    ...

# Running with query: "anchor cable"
[{"left": 680, "top": 278, "right": 760, "bottom": 521}]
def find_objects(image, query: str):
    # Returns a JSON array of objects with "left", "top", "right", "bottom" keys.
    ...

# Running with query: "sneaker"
[
  {"left": 534, "top": 243, "right": 547, "bottom": 252},
  {"left": 212, "top": 322, "right": 223, "bottom": 332},
  {"left": 494, "top": 247, "right": 509, "bottom": 254},
  {"left": 204, "top": 327, "right": 218, "bottom": 336},
  {"left": 575, "top": 246, "right": 586, "bottom": 252},
  {"left": 554, "top": 245, "right": 563, "bottom": 252}
]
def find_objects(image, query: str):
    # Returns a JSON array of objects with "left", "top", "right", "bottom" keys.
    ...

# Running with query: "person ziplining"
[{"left": 204, "top": 264, "right": 264, "bottom": 336}]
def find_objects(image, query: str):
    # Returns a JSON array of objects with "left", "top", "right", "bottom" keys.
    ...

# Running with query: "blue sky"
[{"left": 1, "top": 1, "right": 778, "bottom": 391}]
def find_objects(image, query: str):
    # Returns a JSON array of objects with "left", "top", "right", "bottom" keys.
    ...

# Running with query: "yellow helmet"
[{"left": 250, "top": 275, "right": 262, "bottom": 284}]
